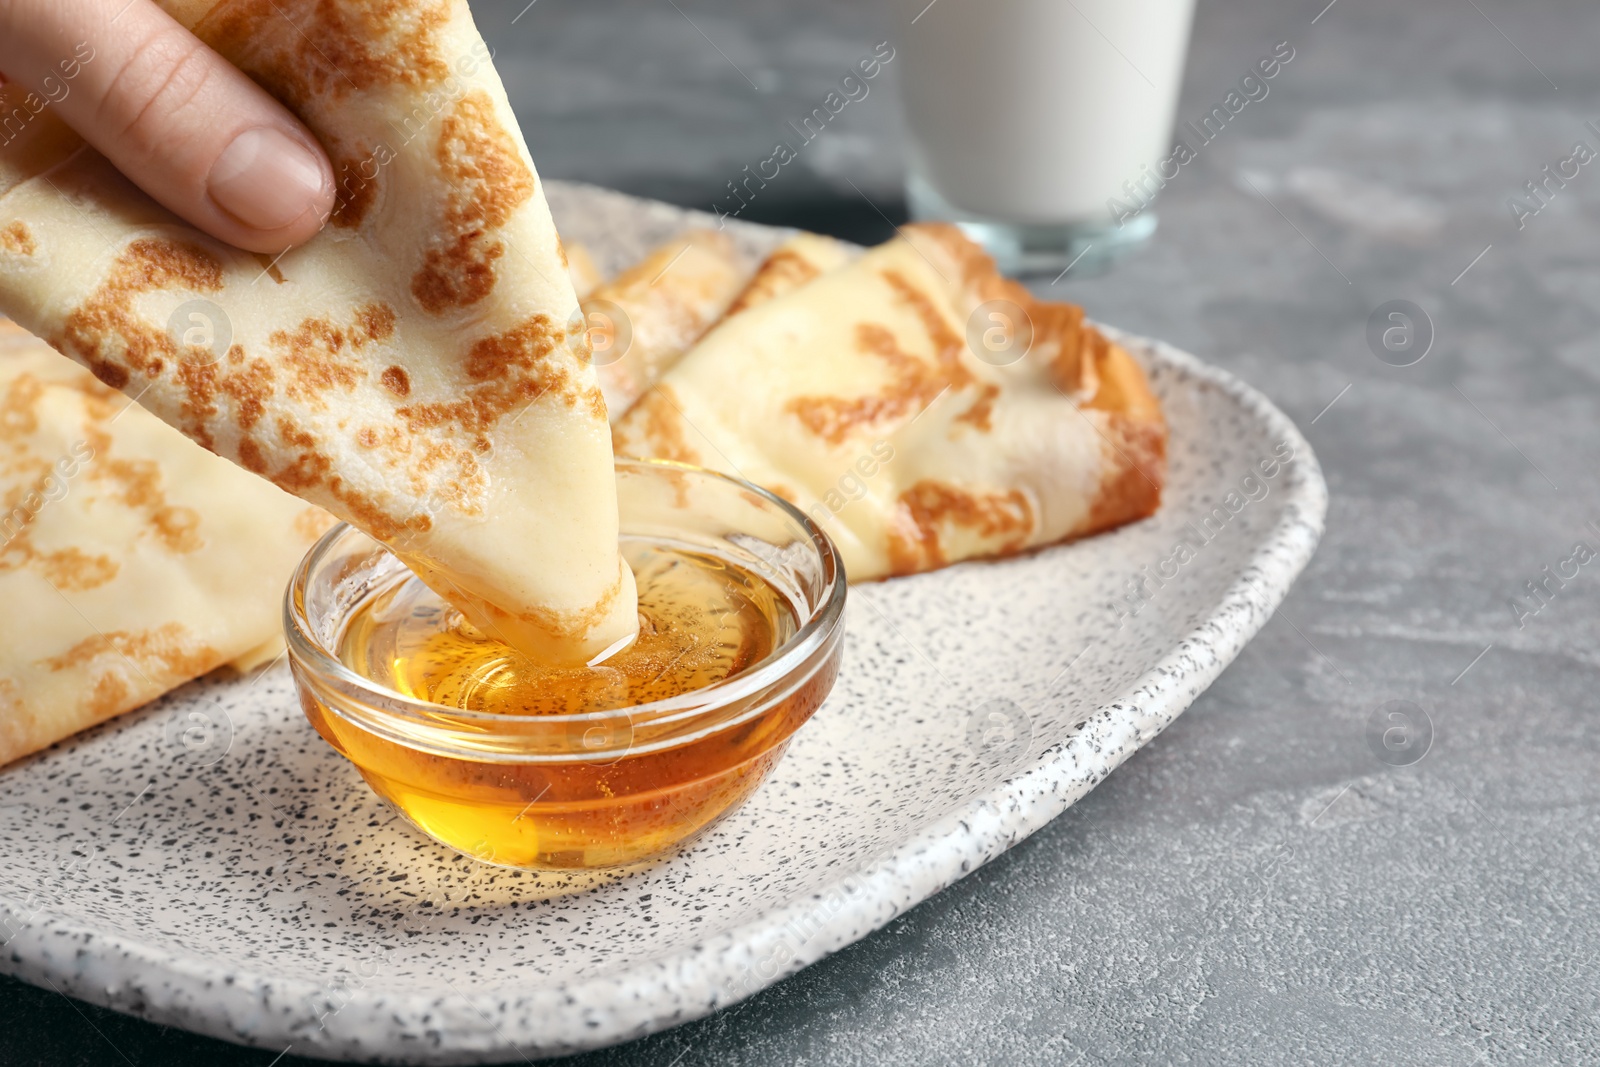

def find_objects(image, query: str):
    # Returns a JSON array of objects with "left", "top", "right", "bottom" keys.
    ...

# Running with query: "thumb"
[{"left": 0, "top": 0, "right": 336, "bottom": 253}]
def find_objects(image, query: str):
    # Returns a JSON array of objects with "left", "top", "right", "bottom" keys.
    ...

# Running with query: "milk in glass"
[{"left": 893, "top": 0, "right": 1196, "bottom": 273}]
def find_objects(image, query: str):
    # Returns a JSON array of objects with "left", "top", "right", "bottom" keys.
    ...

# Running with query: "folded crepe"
[
  {"left": 0, "top": 0, "right": 635, "bottom": 665},
  {"left": 581, "top": 231, "right": 847, "bottom": 424},
  {"left": 0, "top": 321, "right": 332, "bottom": 765},
  {"left": 612, "top": 223, "right": 1165, "bottom": 580},
  {"left": 583, "top": 230, "right": 748, "bottom": 422}
]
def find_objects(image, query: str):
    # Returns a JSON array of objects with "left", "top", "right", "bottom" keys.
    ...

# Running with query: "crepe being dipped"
[
  {"left": 612, "top": 223, "right": 1165, "bottom": 580},
  {"left": 0, "top": 322, "right": 332, "bottom": 765},
  {"left": 0, "top": 0, "right": 636, "bottom": 665}
]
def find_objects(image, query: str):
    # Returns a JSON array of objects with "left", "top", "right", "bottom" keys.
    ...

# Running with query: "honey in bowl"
[
  {"left": 288, "top": 460, "right": 847, "bottom": 871},
  {"left": 306, "top": 544, "right": 813, "bottom": 868},
  {"left": 343, "top": 543, "right": 798, "bottom": 715}
]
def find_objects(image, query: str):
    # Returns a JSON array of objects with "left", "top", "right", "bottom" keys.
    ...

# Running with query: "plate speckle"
[{"left": 0, "top": 183, "right": 1326, "bottom": 1064}]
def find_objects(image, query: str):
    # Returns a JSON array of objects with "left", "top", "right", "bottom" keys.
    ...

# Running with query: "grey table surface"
[{"left": 3, "top": 0, "right": 1598, "bottom": 1063}]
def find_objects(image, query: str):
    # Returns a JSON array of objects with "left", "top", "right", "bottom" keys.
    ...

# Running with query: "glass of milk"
[{"left": 892, "top": 0, "right": 1196, "bottom": 275}]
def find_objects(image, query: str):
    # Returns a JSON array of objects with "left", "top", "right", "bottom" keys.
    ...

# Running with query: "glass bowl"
[{"left": 284, "top": 459, "right": 846, "bottom": 870}]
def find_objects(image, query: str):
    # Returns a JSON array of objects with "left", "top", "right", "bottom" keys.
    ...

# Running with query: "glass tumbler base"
[{"left": 905, "top": 173, "right": 1158, "bottom": 278}]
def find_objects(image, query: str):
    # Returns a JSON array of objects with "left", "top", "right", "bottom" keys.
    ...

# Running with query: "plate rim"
[{"left": 0, "top": 328, "right": 1328, "bottom": 1064}]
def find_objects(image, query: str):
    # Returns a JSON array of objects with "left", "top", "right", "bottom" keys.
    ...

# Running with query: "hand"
[{"left": 0, "top": 0, "right": 336, "bottom": 254}]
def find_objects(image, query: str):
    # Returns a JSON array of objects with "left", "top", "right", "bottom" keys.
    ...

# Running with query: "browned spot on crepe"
[
  {"left": 0, "top": 482, "right": 50, "bottom": 549},
  {"left": 1079, "top": 339, "right": 1166, "bottom": 536},
  {"left": 380, "top": 365, "right": 411, "bottom": 396},
  {"left": 37, "top": 547, "right": 118, "bottom": 591},
  {"left": 411, "top": 91, "right": 537, "bottom": 314},
  {"left": 905, "top": 222, "right": 1094, "bottom": 394},
  {"left": 886, "top": 480, "right": 1034, "bottom": 575},
  {"left": 0, "top": 221, "right": 36, "bottom": 256},
  {"left": 879, "top": 268, "right": 973, "bottom": 386},
  {"left": 331, "top": 145, "right": 381, "bottom": 229},
  {"left": 43, "top": 621, "right": 218, "bottom": 681},
  {"left": 954, "top": 382, "right": 1001, "bottom": 432},
  {"left": 263, "top": 411, "right": 430, "bottom": 539},
  {"left": 267, "top": 417, "right": 331, "bottom": 494},
  {"left": 0, "top": 474, "right": 120, "bottom": 592},
  {"left": 81, "top": 428, "right": 204, "bottom": 554},
  {"left": 356, "top": 303, "right": 395, "bottom": 339},
  {"left": 236, "top": 436, "right": 268, "bottom": 474},
  {"left": 787, "top": 322, "right": 945, "bottom": 446},
  {"left": 195, "top": 0, "right": 451, "bottom": 100},
  {"left": 55, "top": 238, "right": 224, "bottom": 393},
  {"left": 462, "top": 316, "right": 559, "bottom": 383},
  {"left": 786, "top": 268, "right": 975, "bottom": 445},
  {"left": 219, "top": 348, "right": 276, "bottom": 434},
  {"left": 509, "top": 565, "right": 628, "bottom": 638},
  {"left": 399, "top": 316, "right": 591, "bottom": 446},
  {"left": 616, "top": 386, "right": 701, "bottom": 464},
  {"left": 174, "top": 359, "right": 221, "bottom": 451},
  {"left": 335, "top": 482, "right": 430, "bottom": 540},
  {"left": 85, "top": 671, "right": 130, "bottom": 718},
  {"left": 149, "top": 499, "right": 202, "bottom": 557},
  {"left": 0, "top": 373, "right": 45, "bottom": 442},
  {"left": 725, "top": 248, "right": 823, "bottom": 317},
  {"left": 270, "top": 303, "right": 394, "bottom": 405}
]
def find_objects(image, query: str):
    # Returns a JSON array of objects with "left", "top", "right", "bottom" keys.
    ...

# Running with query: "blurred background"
[
  {"left": 482, "top": 0, "right": 909, "bottom": 243},
  {"left": 5, "top": 0, "right": 1600, "bottom": 1064}
]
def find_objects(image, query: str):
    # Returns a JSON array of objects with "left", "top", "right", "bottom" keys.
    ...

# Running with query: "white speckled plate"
[{"left": 0, "top": 184, "right": 1326, "bottom": 1064}]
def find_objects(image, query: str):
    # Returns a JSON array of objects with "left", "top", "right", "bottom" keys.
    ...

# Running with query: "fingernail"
[{"left": 208, "top": 127, "right": 330, "bottom": 232}]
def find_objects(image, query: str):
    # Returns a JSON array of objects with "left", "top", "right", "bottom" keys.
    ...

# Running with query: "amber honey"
[{"left": 297, "top": 540, "right": 835, "bottom": 868}]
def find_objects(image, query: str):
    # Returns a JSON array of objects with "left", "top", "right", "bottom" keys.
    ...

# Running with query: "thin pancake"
[
  {"left": 0, "top": 321, "right": 331, "bottom": 765},
  {"left": 613, "top": 223, "right": 1165, "bottom": 580},
  {"left": 584, "top": 230, "right": 748, "bottom": 422},
  {"left": 0, "top": 0, "right": 636, "bottom": 665}
]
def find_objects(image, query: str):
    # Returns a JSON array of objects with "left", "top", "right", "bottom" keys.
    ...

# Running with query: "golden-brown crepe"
[
  {"left": 613, "top": 223, "right": 1165, "bottom": 580},
  {"left": 0, "top": 0, "right": 636, "bottom": 665},
  {"left": 583, "top": 230, "right": 748, "bottom": 421},
  {"left": 0, "top": 322, "right": 332, "bottom": 766}
]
